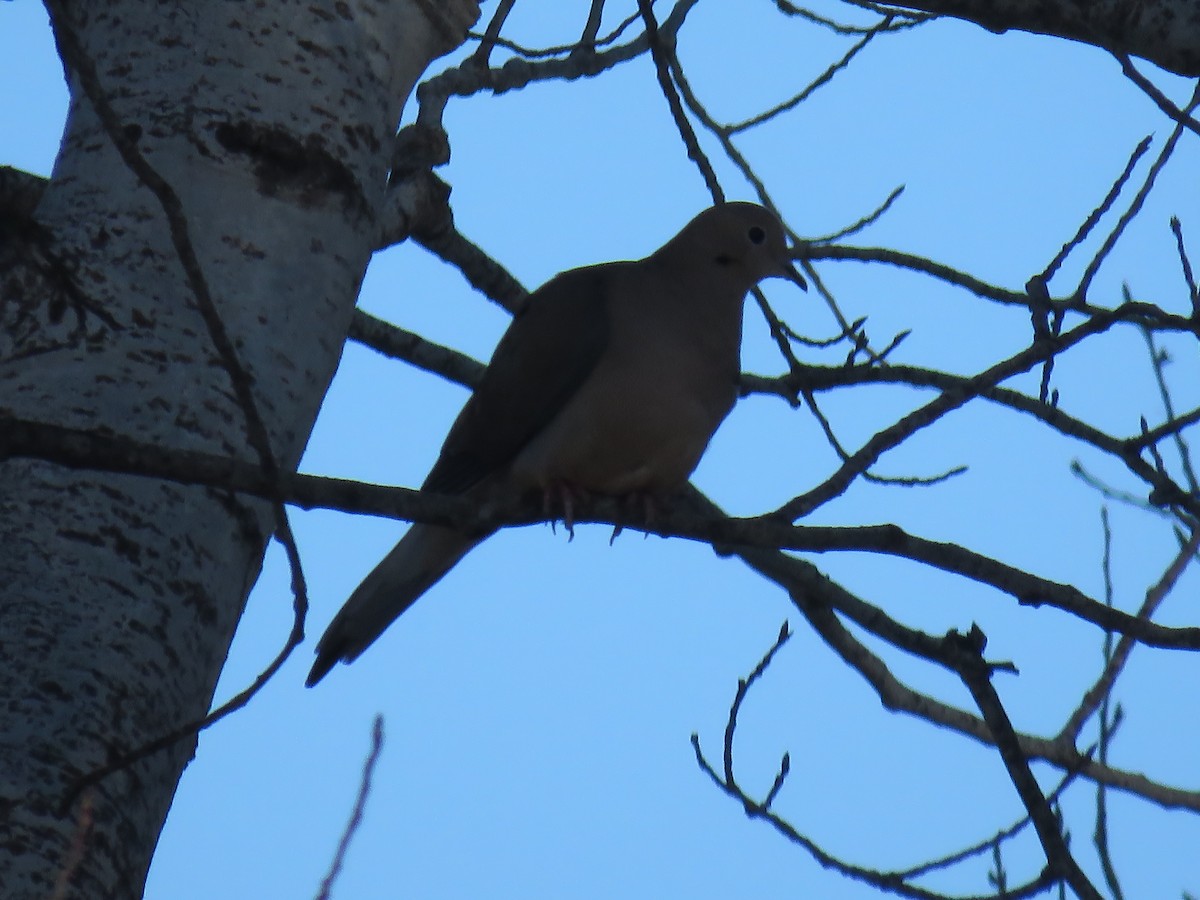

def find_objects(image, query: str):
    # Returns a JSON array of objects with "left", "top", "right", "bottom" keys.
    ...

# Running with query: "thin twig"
[
  {"left": 715, "top": 512, "right": 1200, "bottom": 814},
  {"left": 722, "top": 621, "right": 792, "bottom": 788},
  {"left": 415, "top": 0, "right": 703, "bottom": 130},
  {"left": 951, "top": 627, "right": 1104, "bottom": 900},
  {"left": 775, "top": 308, "right": 1122, "bottom": 520},
  {"left": 1140, "top": 326, "right": 1199, "bottom": 492},
  {"left": 1057, "top": 525, "right": 1200, "bottom": 744},
  {"left": 1170, "top": 216, "right": 1200, "bottom": 317},
  {"left": 463, "top": 5, "right": 639, "bottom": 60},
  {"left": 1093, "top": 509, "right": 1127, "bottom": 900},
  {"left": 636, "top": 0, "right": 723, "bottom": 201},
  {"left": 727, "top": 20, "right": 892, "bottom": 134},
  {"left": 897, "top": 753, "right": 1093, "bottom": 881},
  {"left": 1126, "top": 405, "right": 1200, "bottom": 453},
  {"left": 809, "top": 243, "right": 1041, "bottom": 307},
  {"left": 1116, "top": 53, "right": 1200, "bottom": 139},
  {"left": 800, "top": 387, "right": 966, "bottom": 487},
  {"left": 1076, "top": 84, "right": 1200, "bottom": 300},
  {"left": 1036, "top": 135, "right": 1152, "bottom": 286},
  {"left": 693, "top": 621, "right": 1058, "bottom": 899},
  {"left": 772, "top": 0, "right": 931, "bottom": 35},
  {"left": 812, "top": 185, "right": 905, "bottom": 243},
  {"left": 315, "top": 716, "right": 387, "bottom": 900}
]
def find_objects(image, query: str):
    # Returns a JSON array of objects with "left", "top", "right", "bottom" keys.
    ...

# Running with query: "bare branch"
[
  {"left": 1170, "top": 216, "right": 1200, "bottom": 317},
  {"left": 775, "top": 309, "right": 1122, "bottom": 520},
  {"left": 774, "top": 0, "right": 932, "bottom": 35},
  {"left": 1140, "top": 327, "right": 1200, "bottom": 492},
  {"left": 812, "top": 185, "right": 906, "bottom": 243},
  {"left": 1116, "top": 53, "right": 1200, "bottom": 137},
  {"left": 414, "top": 0, "right": 703, "bottom": 129},
  {"left": 1057, "top": 525, "right": 1200, "bottom": 744},
  {"left": 863, "top": 0, "right": 1200, "bottom": 77},
  {"left": 1076, "top": 86, "right": 1200, "bottom": 301},
  {"left": 1127, "top": 405, "right": 1200, "bottom": 454},
  {"left": 315, "top": 716, "right": 386, "bottom": 900},
  {"left": 800, "top": 386, "right": 967, "bottom": 487},
  {"left": 6, "top": 416, "right": 1197, "bottom": 654},
  {"left": 806, "top": 242, "right": 1033, "bottom": 306},
  {"left": 1093, "top": 511, "right": 1127, "bottom": 900},
  {"left": 468, "top": 0, "right": 517, "bottom": 69},
  {"left": 749, "top": 359, "right": 1198, "bottom": 527},
  {"left": 898, "top": 758, "right": 1091, "bottom": 881},
  {"left": 414, "top": 224, "right": 529, "bottom": 314},
  {"left": 1035, "top": 134, "right": 1152, "bottom": 287},
  {"left": 693, "top": 623, "right": 1062, "bottom": 898},
  {"left": 722, "top": 528, "right": 1200, "bottom": 812},
  {"left": 774, "top": 521, "right": 1200, "bottom": 650},
  {"left": 727, "top": 20, "right": 896, "bottom": 134},
  {"left": 460, "top": 5, "right": 641, "bottom": 60},
  {"left": 721, "top": 621, "right": 792, "bottom": 789},
  {"left": 578, "top": 0, "right": 609, "bottom": 51},
  {"left": 349, "top": 310, "right": 485, "bottom": 389},
  {"left": 950, "top": 627, "right": 1104, "bottom": 899},
  {"left": 636, "top": 0, "right": 723, "bottom": 200}
]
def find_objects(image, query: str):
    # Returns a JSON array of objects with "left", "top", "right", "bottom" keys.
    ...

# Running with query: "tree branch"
[
  {"left": 950, "top": 626, "right": 1104, "bottom": 899},
  {"left": 870, "top": 0, "right": 1200, "bottom": 77}
]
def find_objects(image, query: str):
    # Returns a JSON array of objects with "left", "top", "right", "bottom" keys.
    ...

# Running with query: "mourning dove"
[{"left": 306, "top": 202, "right": 805, "bottom": 686}]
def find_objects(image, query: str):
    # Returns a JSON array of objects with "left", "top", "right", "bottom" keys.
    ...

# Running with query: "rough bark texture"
[
  {"left": 0, "top": 2, "right": 475, "bottom": 897},
  {"left": 886, "top": 0, "right": 1200, "bottom": 76}
]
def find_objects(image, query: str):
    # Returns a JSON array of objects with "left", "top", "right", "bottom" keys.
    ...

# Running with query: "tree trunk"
[{"left": 0, "top": 2, "right": 474, "bottom": 896}]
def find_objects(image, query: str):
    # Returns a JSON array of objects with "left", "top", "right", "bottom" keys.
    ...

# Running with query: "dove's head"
[{"left": 672, "top": 202, "right": 807, "bottom": 291}]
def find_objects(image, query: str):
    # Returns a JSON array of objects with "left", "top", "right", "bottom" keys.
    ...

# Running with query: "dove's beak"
[{"left": 781, "top": 256, "right": 808, "bottom": 291}]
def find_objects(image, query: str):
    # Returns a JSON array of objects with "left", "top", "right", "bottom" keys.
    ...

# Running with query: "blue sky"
[{"left": 5, "top": 1, "right": 1199, "bottom": 897}]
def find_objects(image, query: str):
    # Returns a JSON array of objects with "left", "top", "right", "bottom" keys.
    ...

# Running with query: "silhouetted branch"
[
  {"left": 1076, "top": 86, "right": 1200, "bottom": 299},
  {"left": 1116, "top": 52, "right": 1200, "bottom": 135},
  {"left": 315, "top": 716, "right": 386, "bottom": 900},
  {"left": 1092, "top": 508, "right": 1127, "bottom": 900},
  {"left": 349, "top": 310, "right": 485, "bottom": 388},
  {"left": 1170, "top": 216, "right": 1200, "bottom": 316},
  {"left": 8, "top": 415, "right": 1198, "bottom": 656},
  {"left": 949, "top": 626, "right": 1103, "bottom": 899},
  {"left": 692, "top": 623, "right": 1062, "bottom": 898},
  {"left": 637, "top": 0, "right": 723, "bottom": 200},
  {"left": 1035, "top": 134, "right": 1153, "bottom": 287},
  {"left": 1058, "top": 524, "right": 1199, "bottom": 744},
  {"left": 727, "top": 19, "right": 897, "bottom": 134}
]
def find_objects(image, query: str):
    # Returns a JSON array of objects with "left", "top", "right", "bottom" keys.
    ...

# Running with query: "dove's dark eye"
[{"left": 748, "top": 225, "right": 766, "bottom": 245}]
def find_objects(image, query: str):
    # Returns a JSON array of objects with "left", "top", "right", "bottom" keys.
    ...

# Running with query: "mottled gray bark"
[
  {"left": 883, "top": 0, "right": 1200, "bottom": 76},
  {"left": 0, "top": 2, "right": 474, "bottom": 897}
]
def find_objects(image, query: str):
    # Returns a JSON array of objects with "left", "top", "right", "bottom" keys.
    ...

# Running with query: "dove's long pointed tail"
[{"left": 306, "top": 524, "right": 485, "bottom": 687}]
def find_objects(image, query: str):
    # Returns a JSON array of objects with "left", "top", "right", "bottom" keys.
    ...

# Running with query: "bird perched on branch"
[{"left": 307, "top": 202, "right": 806, "bottom": 686}]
